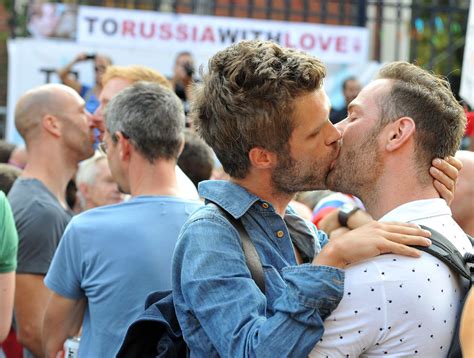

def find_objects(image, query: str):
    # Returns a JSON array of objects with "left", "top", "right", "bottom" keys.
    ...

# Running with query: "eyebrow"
[
  {"left": 308, "top": 117, "right": 329, "bottom": 137},
  {"left": 347, "top": 102, "right": 362, "bottom": 114}
]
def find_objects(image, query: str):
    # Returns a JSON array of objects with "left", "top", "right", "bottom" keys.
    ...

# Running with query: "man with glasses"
[
  {"left": 42, "top": 82, "right": 202, "bottom": 358},
  {"left": 92, "top": 64, "right": 200, "bottom": 200}
]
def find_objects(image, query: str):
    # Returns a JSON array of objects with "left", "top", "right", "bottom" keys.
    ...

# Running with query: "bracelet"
[{"left": 338, "top": 206, "right": 360, "bottom": 227}]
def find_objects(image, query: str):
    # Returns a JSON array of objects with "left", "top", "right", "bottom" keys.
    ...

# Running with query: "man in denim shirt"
[{"left": 172, "top": 40, "right": 458, "bottom": 357}]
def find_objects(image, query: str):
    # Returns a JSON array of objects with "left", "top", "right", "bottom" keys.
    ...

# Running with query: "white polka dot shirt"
[{"left": 310, "top": 199, "right": 472, "bottom": 358}]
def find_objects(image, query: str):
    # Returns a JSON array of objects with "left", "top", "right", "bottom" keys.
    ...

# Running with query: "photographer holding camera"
[
  {"left": 170, "top": 51, "right": 196, "bottom": 118},
  {"left": 57, "top": 52, "right": 113, "bottom": 114}
]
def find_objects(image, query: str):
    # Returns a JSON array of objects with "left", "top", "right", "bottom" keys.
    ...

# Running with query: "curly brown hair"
[{"left": 191, "top": 40, "right": 326, "bottom": 179}]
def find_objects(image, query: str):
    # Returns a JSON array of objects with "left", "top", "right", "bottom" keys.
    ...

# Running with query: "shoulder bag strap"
[{"left": 207, "top": 202, "right": 266, "bottom": 293}]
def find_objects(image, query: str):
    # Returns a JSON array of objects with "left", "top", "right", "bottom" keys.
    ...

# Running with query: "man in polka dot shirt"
[{"left": 311, "top": 62, "right": 472, "bottom": 357}]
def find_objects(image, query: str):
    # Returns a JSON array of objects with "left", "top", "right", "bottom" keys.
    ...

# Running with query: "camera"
[{"left": 183, "top": 62, "right": 195, "bottom": 78}]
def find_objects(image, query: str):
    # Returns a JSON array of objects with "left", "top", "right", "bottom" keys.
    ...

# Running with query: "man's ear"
[
  {"left": 42, "top": 114, "right": 61, "bottom": 138},
  {"left": 384, "top": 117, "right": 416, "bottom": 152},
  {"left": 116, "top": 132, "right": 131, "bottom": 161},
  {"left": 248, "top": 147, "right": 278, "bottom": 170},
  {"left": 176, "top": 134, "right": 185, "bottom": 158}
]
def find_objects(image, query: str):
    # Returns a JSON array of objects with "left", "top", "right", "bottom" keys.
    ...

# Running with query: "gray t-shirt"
[{"left": 8, "top": 178, "right": 73, "bottom": 274}]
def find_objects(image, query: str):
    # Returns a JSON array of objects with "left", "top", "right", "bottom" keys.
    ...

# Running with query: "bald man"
[
  {"left": 8, "top": 84, "right": 95, "bottom": 357},
  {"left": 452, "top": 150, "right": 474, "bottom": 236}
]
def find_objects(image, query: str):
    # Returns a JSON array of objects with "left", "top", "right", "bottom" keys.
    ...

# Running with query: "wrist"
[
  {"left": 338, "top": 204, "right": 360, "bottom": 228},
  {"left": 313, "top": 241, "right": 347, "bottom": 269}
]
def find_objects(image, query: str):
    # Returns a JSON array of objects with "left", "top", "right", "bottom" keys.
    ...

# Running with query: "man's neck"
[
  {"left": 231, "top": 171, "right": 293, "bottom": 217},
  {"left": 128, "top": 157, "right": 181, "bottom": 198},
  {"left": 362, "top": 170, "right": 440, "bottom": 220},
  {"left": 21, "top": 144, "right": 77, "bottom": 209}
]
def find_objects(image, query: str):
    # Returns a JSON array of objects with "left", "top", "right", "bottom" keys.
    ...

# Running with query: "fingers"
[
  {"left": 446, "top": 155, "right": 463, "bottom": 171},
  {"left": 433, "top": 179, "right": 454, "bottom": 205},
  {"left": 374, "top": 222, "right": 431, "bottom": 238},
  {"left": 379, "top": 241, "right": 422, "bottom": 258},
  {"left": 432, "top": 157, "right": 460, "bottom": 181},
  {"left": 430, "top": 157, "right": 457, "bottom": 205}
]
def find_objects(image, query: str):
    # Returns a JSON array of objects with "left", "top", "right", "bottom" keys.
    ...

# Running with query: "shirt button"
[
  {"left": 276, "top": 230, "right": 284, "bottom": 238},
  {"left": 262, "top": 202, "right": 269, "bottom": 209}
]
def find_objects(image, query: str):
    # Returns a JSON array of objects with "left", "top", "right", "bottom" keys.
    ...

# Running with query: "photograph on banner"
[{"left": 27, "top": 2, "right": 77, "bottom": 39}]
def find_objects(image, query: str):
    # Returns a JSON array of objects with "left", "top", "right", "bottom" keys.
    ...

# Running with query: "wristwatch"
[{"left": 338, "top": 203, "right": 360, "bottom": 227}]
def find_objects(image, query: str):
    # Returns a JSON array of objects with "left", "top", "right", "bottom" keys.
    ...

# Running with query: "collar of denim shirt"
[{"left": 198, "top": 180, "right": 262, "bottom": 219}]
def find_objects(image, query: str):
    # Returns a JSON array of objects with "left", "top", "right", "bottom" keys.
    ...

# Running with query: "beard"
[
  {"left": 271, "top": 149, "right": 334, "bottom": 196},
  {"left": 326, "top": 128, "right": 384, "bottom": 202}
]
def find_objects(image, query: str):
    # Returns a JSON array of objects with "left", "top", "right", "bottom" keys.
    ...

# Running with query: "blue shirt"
[
  {"left": 45, "top": 196, "right": 202, "bottom": 358},
  {"left": 172, "top": 180, "right": 345, "bottom": 357}
]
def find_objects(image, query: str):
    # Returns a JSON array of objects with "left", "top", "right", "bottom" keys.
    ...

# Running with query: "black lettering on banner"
[
  {"left": 84, "top": 17, "right": 98, "bottom": 34},
  {"left": 266, "top": 32, "right": 281, "bottom": 43},
  {"left": 250, "top": 30, "right": 263, "bottom": 39},
  {"left": 218, "top": 28, "right": 239, "bottom": 43},
  {"left": 39, "top": 68, "right": 56, "bottom": 83},
  {"left": 102, "top": 19, "right": 118, "bottom": 35}
]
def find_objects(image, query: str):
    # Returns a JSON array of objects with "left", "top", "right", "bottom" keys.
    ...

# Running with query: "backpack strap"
[
  {"left": 207, "top": 202, "right": 266, "bottom": 294},
  {"left": 414, "top": 225, "right": 472, "bottom": 283}
]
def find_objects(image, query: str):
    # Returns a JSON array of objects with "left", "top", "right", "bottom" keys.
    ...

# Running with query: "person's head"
[
  {"left": 192, "top": 39, "right": 341, "bottom": 194},
  {"left": 102, "top": 81, "right": 185, "bottom": 193},
  {"left": 76, "top": 152, "right": 123, "bottom": 210},
  {"left": 0, "top": 163, "right": 21, "bottom": 194},
  {"left": 95, "top": 65, "right": 172, "bottom": 120},
  {"left": 327, "top": 61, "right": 466, "bottom": 200},
  {"left": 14, "top": 84, "right": 95, "bottom": 162},
  {"left": 342, "top": 77, "right": 361, "bottom": 106},
  {"left": 0, "top": 141, "right": 16, "bottom": 163},
  {"left": 174, "top": 52, "right": 195, "bottom": 81},
  {"left": 177, "top": 129, "right": 214, "bottom": 189},
  {"left": 8, "top": 146, "right": 28, "bottom": 169},
  {"left": 94, "top": 54, "right": 113, "bottom": 87}
]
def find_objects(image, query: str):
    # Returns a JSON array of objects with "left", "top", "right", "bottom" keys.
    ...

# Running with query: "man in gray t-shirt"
[
  {"left": 8, "top": 84, "right": 96, "bottom": 357},
  {"left": 9, "top": 178, "right": 72, "bottom": 275}
]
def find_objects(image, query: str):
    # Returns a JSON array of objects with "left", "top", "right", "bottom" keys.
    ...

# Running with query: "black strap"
[
  {"left": 207, "top": 202, "right": 266, "bottom": 293},
  {"left": 414, "top": 225, "right": 472, "bottom": 283}
]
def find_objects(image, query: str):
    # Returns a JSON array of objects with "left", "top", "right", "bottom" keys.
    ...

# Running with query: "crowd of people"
[{"left": 0, "top": 39, "right": 473, "bottom": 358}]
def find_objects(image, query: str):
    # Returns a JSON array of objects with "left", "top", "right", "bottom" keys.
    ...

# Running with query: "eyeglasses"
[
  {"left": 98, "top": 132, "right": 129, "bottom": 155},
  {"left": 98, "top": 141, "right": 108, "bottom": 154}
]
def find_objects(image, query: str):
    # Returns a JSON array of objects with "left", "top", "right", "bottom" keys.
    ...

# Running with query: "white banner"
[
  {"left": 460, "top": 0, "right": 474, "bottom": 107},
  {"left": 7, "top": 37, "right": 379, "bottom": 144},
  {"left": 77, "top": 6, "right": 369, "bottom": 65}
]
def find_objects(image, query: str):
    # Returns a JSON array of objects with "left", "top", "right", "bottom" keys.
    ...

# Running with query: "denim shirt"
[{"left": 172, "top": 180, "right": 345, "bottom": 357}]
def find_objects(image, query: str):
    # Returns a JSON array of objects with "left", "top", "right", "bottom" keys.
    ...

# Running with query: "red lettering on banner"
[
  {"left": 319, "top": 36, "right": 332, "bottom": 51},
  {"left": 200, "top": 26, "right": 215, "bottom": 42},
  {"left": 284, "top": 33, "right": 296, "bottom": 48},
  {"left": 300, "top": 33, "right": 315, "bottom": 50},
  {"left": 159, "top": 23, "right": 172, "bottom": 40},
  {"left": 122, "top": 20, "right": 136, "bottom": 37},
  {"left": 336, "top": 36, "right": 347, "bottom": 52},
  {"left": 140, "top": 22, "right": 156, "bottom": 39},
  {"left": 176, "top": 24, "right": 188, "bottom": 41},
  {"left": 192, "top": 26, "right": 198, "bottom": 42},
  {"left": 353, "top": 38, "right": 361, "bottom": 52}
]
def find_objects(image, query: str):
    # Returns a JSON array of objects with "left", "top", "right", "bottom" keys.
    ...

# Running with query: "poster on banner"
[
  {"left": 77, "top": 6, "right": 369, "bottom": 64},
  {"left": 460, "top": 0, "right": 474, "bottom": 108},
  {"left": 6, "top": 38, "right": 380, "bottom": 144}
]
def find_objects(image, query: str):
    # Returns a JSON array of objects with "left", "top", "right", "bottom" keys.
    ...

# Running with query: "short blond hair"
[{"left": 102, "top": 65, "right": 172, "bottom": 89}]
